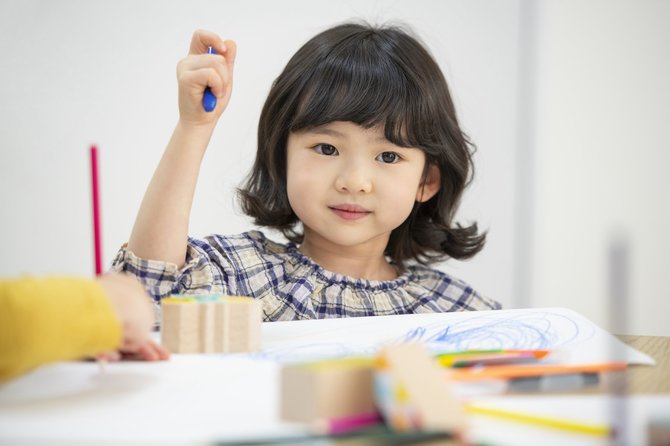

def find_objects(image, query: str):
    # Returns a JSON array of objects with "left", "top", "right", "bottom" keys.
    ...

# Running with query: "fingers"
[
  {"left": 95, "top": 351, "right": 121, "bottom": 362},
  {"left": 98, "top": 273, "right": 155, "bottom": 354},
  {"left": 177, "top": 54, "right": 230, "bottom": 98},
  {"left": 189, "top": 29, "right": 228, "bottom": 56},
  {"left": 118, "top": 339, "right": 170, "bottom": 361},
  {"left": 186, "top": 30, "right": 235, "bottom": 96},
  {"left": 177, "top": 30, "right": 236, "bottom": 120},
  {"left": 134, "top": 340, "right": 171, "bottom": 361},
  {"left": 150, "top": 341, "right": 171, "bottom": 361},
  {"left": 222, "top": 39, "right": 236, "bottom": 93},
  {"left": 222, "top": 39, "right": 237, "bottom": 71}
]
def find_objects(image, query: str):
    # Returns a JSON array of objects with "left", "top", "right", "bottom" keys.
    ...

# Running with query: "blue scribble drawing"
[
  {"left": 250, "top": 310, "right": 599, "bottom": 362},
  {"left": 402, "top": 326, "right": 427, "bottom": 342},
  {"left": 397, "top": 311, "right": 596, "bottom": 353}
]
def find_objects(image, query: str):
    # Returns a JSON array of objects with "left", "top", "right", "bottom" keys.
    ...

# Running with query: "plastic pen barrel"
[{"left": 202, "top": 46, "right": 217, "bottom": 112}]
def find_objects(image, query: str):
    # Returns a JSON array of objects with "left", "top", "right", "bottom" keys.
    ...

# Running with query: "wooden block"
[
  {"left": 221, "top": 297, "right": 262, "bottom": 353},
  {"left": 161, "top": 295, "right": 262, "bottom": 354},
  {"left": 199, "top": 301, "right": 217, "bottom": 353},
  {"left": 161, "top": 297, "right": 200, "bottom": 353},
  {"left": 280, "top": 357, "right": 375, "bottom": 422},
  {"left": 377, "top": 343, "right": 464, "bottom": 432},
  {"left": 213, "top": 300, "right": 228, "bottom": 353}
]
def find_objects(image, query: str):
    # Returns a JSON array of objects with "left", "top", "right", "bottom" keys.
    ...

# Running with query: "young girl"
[{"left": 112, "top": 23, "right": 501, "bottom": 320}]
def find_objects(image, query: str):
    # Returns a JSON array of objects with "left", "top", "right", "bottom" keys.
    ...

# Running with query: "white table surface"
[{"left": 0, "top": 308, "right": 662, "bottom": 445}]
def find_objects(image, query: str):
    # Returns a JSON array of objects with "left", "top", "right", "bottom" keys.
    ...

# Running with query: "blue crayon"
[{"left": 202, "top": 46, "right": 217, "bottom": 112}]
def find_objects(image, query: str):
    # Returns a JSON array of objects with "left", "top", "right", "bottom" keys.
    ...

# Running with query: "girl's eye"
[
  {"left": 313, "top": 144, "right": 338, "bottom": 156},
  {"left": 377, "top": 151, "right": 400, "bottom": 164}
]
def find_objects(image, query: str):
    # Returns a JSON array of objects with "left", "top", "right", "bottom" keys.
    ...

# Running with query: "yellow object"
[
  {"left": 304, "top": 357, "right": 374, "bottom": 371},
  {"left": 0, "top": 276, "right": 122, "bottom": 382},
  {"left": 465, "top": 403, "right": 612, "bottom": 437},
  {"left": 162, "top": 297, "right": 197, "bottom": 304},
  {"left": 222, "top": 296, "right": 254, "bottom": 303}
]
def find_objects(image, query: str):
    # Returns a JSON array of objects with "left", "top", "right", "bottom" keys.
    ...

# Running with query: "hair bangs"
[{"left": 289, "top": 37, "right": 420, "bottom": 148}]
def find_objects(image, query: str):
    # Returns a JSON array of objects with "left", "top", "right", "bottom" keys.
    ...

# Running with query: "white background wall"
[
  {"left": 0, "top": 0, "right": 667, "bottom": 335},
  {"left": 530, "top": 0, "right": 670, "bottom": 336}
]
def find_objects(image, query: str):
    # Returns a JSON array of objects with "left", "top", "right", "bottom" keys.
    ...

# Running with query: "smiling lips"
[{"left": 329, "top": 204, "right": 371, "bottom": 220}]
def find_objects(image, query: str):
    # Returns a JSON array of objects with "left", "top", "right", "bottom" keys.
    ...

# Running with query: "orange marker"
[{"left": 447, "top": 361, "right": 627, "bottom": 381}]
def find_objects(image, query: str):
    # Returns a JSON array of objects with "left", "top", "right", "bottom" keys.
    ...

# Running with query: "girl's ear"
[{"left": 416, "top": 164, "right": 441, "bottom": 203}]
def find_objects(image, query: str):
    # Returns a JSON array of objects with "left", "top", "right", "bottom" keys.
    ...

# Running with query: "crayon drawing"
[
  {"left": 253, "top": 310, "right": 596, "bottom": 362},
  {"left": 252, "top": 308, "right": 652, "bottom": 365},
  {"left": 398, "top": 310, "right": 596, "bottom": 353}
]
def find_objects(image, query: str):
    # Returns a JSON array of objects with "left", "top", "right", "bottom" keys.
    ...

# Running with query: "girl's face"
[{"left": 286, "top": 121, "right": 440, "bottom": 257}]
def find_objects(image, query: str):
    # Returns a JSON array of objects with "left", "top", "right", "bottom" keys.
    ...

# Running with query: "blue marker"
[{"left": 202, "top": 46, "right": 217, "bottom": 112}]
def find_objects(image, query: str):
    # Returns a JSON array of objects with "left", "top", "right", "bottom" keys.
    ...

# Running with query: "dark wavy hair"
[{"left": 238, "top": 22, "right": 485, "bottom": 269}]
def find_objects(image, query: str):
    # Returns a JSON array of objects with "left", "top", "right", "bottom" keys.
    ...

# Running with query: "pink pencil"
[
  {"left": 312, "top": 412, "right": 384, "bottom": 435},
  {"left": 90, "top": 145, "right": 103, "bottom": 276}
]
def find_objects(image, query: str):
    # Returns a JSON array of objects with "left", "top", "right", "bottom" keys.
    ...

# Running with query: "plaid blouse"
[{"left": 111, "top": 230, "right": 500, "bottom": 321}]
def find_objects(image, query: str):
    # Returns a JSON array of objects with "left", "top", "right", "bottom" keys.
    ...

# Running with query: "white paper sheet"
[{"left": 255, "top": 307, "right": 655, "bottom": 365}]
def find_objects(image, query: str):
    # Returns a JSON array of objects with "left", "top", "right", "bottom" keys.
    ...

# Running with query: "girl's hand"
[{"left": 176, "top": 29, "right": 237, "bottom": 127}]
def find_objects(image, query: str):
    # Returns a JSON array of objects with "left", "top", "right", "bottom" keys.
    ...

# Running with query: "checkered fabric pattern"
[{"left": 111, "top": 231, "right": 501, "bottom": 322}]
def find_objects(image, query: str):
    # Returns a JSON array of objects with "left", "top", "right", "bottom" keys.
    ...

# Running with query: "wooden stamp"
[
  {"left": 161, "top": 295, "right": 262, "bottom": 353},
  {"left": 280, "top": 357, "right": 376, "bottom": 422}
]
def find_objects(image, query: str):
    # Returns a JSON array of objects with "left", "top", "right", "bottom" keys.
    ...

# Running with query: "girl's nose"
[{"left": 334, "top": 164, "right": 373, "bottom": 193}]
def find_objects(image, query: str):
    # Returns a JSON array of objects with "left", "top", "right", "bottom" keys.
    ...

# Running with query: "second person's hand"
[{"left": 96, "top": 273, "right": 170, "bottom": 362}]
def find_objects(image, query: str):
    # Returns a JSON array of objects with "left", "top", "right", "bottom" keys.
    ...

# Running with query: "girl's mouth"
[{"left": 329, "top": 204, "right": 371, "bottom": 220}]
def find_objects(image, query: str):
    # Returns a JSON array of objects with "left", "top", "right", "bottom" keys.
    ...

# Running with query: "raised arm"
[{"left": 128, "top": 30, "right": 236, "bottom": 267}]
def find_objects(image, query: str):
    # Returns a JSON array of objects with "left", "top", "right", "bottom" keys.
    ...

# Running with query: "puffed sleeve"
[{"left": 110, "top": 237, "right": 232, "bottom": 302}]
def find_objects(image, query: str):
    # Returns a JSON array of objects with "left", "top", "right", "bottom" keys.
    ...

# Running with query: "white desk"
[
  {"left": 0, "top": 355, "right": 300, "bottom": 445},
  {"left": 0, "top": 308, "right": 667, "bottom": 445}
]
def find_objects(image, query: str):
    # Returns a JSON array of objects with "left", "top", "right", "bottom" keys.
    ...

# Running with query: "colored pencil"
[
  {"left": 90, "top": 145, "right": 102, "bottom": 276},
  {"left": 215, "top": 425, "right": 452, "bottom": 444},
  {"left": 312, "top": 412, "right": 384, "bottom": 435},
  {"left": 508, "top": 372, "right": 600, "bottom": 392},
  {"left": 465, "top": 403, "right": 612, "bottom": 437},
  {"left": 437, "top": 350, "right": 550, "bottom": 368},
  {"left": 448, "top": 361, "right": 627, "bottom": 381}
]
